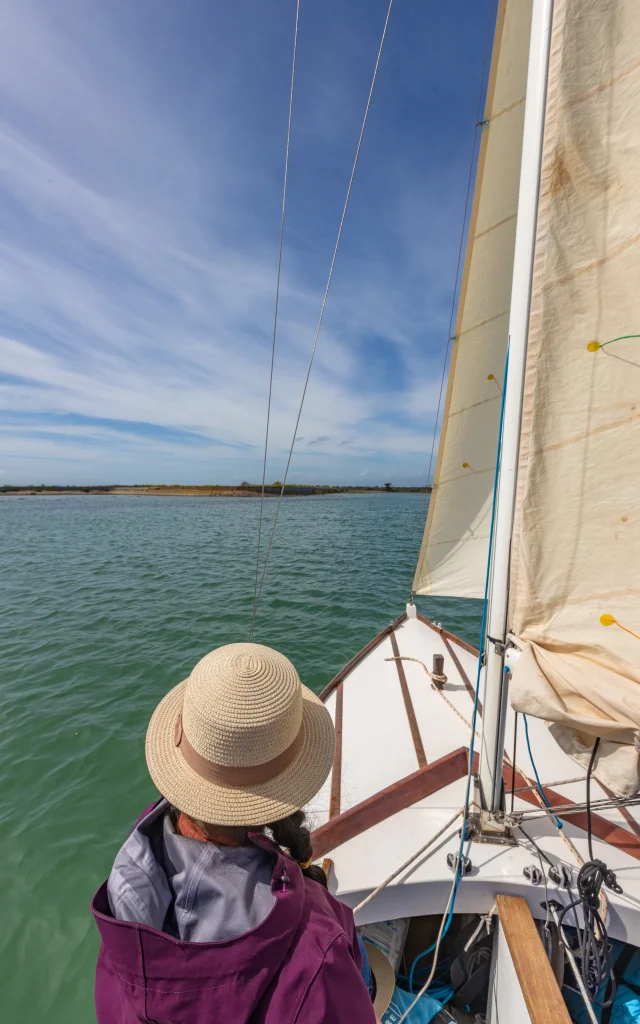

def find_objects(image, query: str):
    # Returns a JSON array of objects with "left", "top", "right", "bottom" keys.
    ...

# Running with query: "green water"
[{"left": 0, "top": 493, "right": 482, "bottom": 1022}]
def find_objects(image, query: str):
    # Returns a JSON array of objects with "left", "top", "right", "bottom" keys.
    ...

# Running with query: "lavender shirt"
[{"left": 107, "top": 799, "right": 276, "bottom": 941}]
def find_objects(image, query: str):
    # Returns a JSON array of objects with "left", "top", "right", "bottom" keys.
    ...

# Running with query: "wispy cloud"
[{"left": 0, "top": 0, "right": 489, "bottom": 484}]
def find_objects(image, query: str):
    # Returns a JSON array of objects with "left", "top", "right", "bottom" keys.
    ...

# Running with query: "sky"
[{"left": 0, "top": 0, "right": 494, "bottom": 486}]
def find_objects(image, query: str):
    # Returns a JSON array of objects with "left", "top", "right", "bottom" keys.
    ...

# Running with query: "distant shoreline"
[{"left": 1, "top": 484, "right": 431, "bottom": 498}]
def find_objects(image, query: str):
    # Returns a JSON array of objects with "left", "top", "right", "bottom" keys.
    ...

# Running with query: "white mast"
[{"left": 478, "top": 0, "right": 554, "bottom": 812}]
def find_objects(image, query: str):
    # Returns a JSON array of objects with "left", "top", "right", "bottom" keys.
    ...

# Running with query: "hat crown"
[{"left": 182, "top": 643, "right": 303, "bottom": 768}]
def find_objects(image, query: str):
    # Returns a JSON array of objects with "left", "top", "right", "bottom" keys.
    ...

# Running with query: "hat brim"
[
  {"left": 145, "top": 679, "right": 335, "bottom": 826},
  {"left": 363, "top": 941, "right": 396, "bottom": 1021}
]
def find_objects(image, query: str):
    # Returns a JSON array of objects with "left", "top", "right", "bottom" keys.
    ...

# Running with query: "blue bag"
[
  {"left": 563, "top": 939, "right": 640, "bottom": 1023},
  {"left": 381, "top": 986, "right": 444, "bottom": 1023}
]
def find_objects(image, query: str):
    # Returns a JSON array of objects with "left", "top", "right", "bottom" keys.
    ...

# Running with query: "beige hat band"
[{"left": 173, "top": 712, "right": 304, "bottom": 788}]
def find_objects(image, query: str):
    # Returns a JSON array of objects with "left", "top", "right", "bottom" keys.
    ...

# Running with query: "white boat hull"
[{"left": 307, "top": 608, "right": 640, "bottom": 949}]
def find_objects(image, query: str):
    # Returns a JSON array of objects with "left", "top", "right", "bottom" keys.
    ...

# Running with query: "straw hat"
[
  {"left": 363, "top": 941, "right": 396, "bottom": 1022},
  {"left": 145, "top": 643, "right": 335, "bottom": 826}
]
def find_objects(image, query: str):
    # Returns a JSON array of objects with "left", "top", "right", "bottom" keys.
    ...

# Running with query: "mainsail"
[
  {"left": 508, "top": 0, "right": 640, "bottom": 795},
  {"left": 413, "top": 0, "right": 533, "bottom": 599}
]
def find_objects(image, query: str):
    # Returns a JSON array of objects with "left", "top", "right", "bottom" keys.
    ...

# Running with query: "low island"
[{"left": 1, "top": 483, "right": 431, "bottom": 497}]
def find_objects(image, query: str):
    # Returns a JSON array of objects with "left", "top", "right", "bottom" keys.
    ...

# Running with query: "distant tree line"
[{"left": 0, "top": 482, "right": 431, "bottom": 495}]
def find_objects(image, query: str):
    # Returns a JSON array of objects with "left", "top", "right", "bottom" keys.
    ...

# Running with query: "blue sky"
[{"left": 0, "top": 0, "right": 493, "bottom": 485}]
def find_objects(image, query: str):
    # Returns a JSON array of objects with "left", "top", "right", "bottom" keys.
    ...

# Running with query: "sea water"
[{"left": 0, "top": 493, "right": 482, "bottom": 1022}]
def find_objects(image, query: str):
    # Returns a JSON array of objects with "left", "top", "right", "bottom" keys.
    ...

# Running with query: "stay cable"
[
  {"left": 251, "top": 0, "right": 395, "bottom": 636},
  {"left": 251, "top": 0, "right": 301, "bottom": 636}
]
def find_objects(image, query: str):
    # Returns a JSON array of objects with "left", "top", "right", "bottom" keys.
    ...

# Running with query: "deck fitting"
[{"left": 467, "top": 809, "right": 520, "bottom": 846}]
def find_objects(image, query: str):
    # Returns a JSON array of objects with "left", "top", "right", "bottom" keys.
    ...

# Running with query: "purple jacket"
[{"left": 91, "top": 805, "right": 376, "bottom": 1023}]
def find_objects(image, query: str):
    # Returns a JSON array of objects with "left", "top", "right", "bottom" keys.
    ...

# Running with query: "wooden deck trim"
[
  {"left": 496, "top": 895, "right": 572, "bottom": 1024},
  {"left": 318, "top": 612, "right": 408, "bottom": 702},
  {"left": 416, "top": 612, "right": 479, "bottom": 656},
  {"left": 599, "top": 783, "right": 640, "bottom": 840},
  {"left": 509, "top": 766, "right": 640, "bottom": 861},
  {"left": 464, "top": 751, "right": 640, "bottom": 860},
  {"left": 329, "top": 683, "right": 343, "bottom": 818},
  {"left": 390, "top": 630, "right": 427, "bottom": 768},
  {"left": 311, "top": 747, "right": 468, "bottom": 859},
  {"left": 442, "top": 635, "right": 482, "bottom": 715}
]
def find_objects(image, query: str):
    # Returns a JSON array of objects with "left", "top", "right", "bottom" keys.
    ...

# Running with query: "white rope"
[
  {"left": 512, "top": 775, "right": 586, "bottom": 794},
  {"left": 352, "top": 809, "right": 463, "bottom": 915},
  {"left": 397, "top": 869, "right": 459, "bottom": 1023},
  {"left": 384, "top": 654, "right": 446, "bottom": 685},
  {"left": 463, "top": 901, "right": 497, "bottom": 951},
  {"left": 385, "top": 655, "right": 480, "bottom": 737},
  {"left": 251, "top": 0, "right": 395, "bottom": 631},
  {"left": 250, "top": 0, "right": 301, "bottom": 640}
]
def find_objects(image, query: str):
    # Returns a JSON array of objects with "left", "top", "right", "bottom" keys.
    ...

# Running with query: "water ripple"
[{"left": 0, "top": 493, "right": 482, "bottom": 1021}]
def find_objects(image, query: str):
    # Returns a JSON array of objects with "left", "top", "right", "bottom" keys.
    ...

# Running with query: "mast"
[{"left": 478, "top": 0, "right": 554, "bottom": 812}]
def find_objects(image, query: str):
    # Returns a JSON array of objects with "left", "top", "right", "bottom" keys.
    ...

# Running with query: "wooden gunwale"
[
  {"left": 318, "top": 612, "right": 407, "bottom": 702},
  {"left": 319, "top": 611, "right": 478, "bottom": 707},
  {"left": 329, "top": 683, "right": 343, "bottom": 818},
  {"left": 415, "top": 611, "right": 479, "bottom": 656}
]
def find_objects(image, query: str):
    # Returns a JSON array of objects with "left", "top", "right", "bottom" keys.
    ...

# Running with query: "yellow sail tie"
[
  {"left": 587, "top": 333, "right": 640, "bottom": 352},
  {"left": 600, "top": 613, "right": 640, "bottom": 642}
]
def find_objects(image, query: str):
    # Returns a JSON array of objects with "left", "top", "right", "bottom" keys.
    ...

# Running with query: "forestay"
[
  {"left": 413, "top": 0, "right": 533, "bottom": 599},
  {"left": 509, "top": 0, "right": 640, "bottom": 796}
]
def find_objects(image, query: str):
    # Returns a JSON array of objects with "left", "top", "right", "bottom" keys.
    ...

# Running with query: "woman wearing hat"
[{"left": 91, "top": 643, "right": 380, "bottom": 1023}]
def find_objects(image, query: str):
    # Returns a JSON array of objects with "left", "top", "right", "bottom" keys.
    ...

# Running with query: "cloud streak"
[{"left": 0, "top": 0, "right": 490, "bottom": 484}]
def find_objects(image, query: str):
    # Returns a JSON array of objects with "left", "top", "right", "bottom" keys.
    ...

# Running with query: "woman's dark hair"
[
  {"left": 267, "top": 810, "right": 327, "bottom": 888},
  {"left": 169, "top": 806, "right": 327, "bottom": 888}
]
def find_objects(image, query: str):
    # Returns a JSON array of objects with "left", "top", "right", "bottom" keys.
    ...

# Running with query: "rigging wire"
[
  {"left": 352, "top": 808, "right": 463, "bottom": 916},
  {"left": 422, "top": 0, "right": 495, "bottom": 498},
  {"left": 511, "top": 774, "right": 587, "bottom": 794},
  {"left": 517, "top": 825, "right": 551, "bottom": 929},
  {"left": 518, "top": 794, "right": 640, "bottom": 820},
  {"left": 510, "top": 711, "right": 518, "bottom": 812},
  {"left": 517, "top": 823, "right": 554, "bottom": 869},
  {"left": 251, "top": 0, "right": 395, "bottom": 634},
  {"left": 522, "top": 713, "right": 564, "bottom": 830},
  {"left": 250, "top": 0, "right": 301, "bottom": 640}
]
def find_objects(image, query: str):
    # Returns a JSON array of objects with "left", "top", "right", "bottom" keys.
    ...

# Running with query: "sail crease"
[{"left": 508, "top": 0, "right": 640, "bottom": 797}]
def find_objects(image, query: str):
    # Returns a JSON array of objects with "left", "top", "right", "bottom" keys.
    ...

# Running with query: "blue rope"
[
  {"left": 410, "top": 350, "right": 510, "bottom": 995},
  {"left": 522, "top": 713, "right": 563, "bottom": 829}
]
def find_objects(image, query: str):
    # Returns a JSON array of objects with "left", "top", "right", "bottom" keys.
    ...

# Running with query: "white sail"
[
  {"left": 413, "top": 0, "right": 533, "bottom": 599},
  {"left": 509, "top": 0, "right": 640, "bottom": 795}
]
